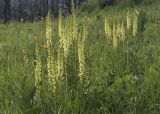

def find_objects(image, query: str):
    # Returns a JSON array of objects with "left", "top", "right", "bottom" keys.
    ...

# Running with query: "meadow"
[{"left": 0, "top": 1, "right": 160, "bottom": 114}]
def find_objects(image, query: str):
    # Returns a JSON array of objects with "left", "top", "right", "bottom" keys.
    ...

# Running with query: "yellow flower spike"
[
  {"left": 46, "top": 10, "right": 57, "bottom": 93},
  {"left": 116, "top": 20, "right": 121, "bottom": 38},
  {"left": 127, "top": 10, "right": 132, "bottom": 30},
  {"left": 133, "top": 13, "right": 138, "bottom": 37},
  {"left": 57, "top": 8, "right": 64, "bottom": 84},
  {"left": 46, "top": 11, "right": 52, "bottom": 49},
  {"left": 120, "top": 21, "right": 126, "bottom": 41},
  {"left": 105, "top": 17, "right": 112, "bottom": 39},
  {"left": 35, "top": 43, "right": 42, "bottom": 92},
  {"left": 78, "top": 17, "right": 89, "bottom": 91},
  {"left": 113, "top": 23, "right": 117, "bottom": 48},
  {"left": 58, "top": 9, "right": 63, "bottom": 41},
  {"left": 63, "top": 17, "right": 71, "bottom": 58}
]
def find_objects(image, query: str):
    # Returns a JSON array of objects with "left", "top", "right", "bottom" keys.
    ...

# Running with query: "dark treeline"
[
  {"left": 0, "top": 0, "right": 151, "bottom": 23},
  {"left": 0, "top": 0, "right": 86, "bottom": 23}
]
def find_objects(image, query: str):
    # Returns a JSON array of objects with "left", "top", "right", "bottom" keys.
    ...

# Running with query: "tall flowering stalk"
[
  {"left": 113, "top": 22, "right": 117, "bottom": 48},
  {"left": 120, "top": 21, "right": 126, "bottom": 41},
  {"left": 58, "top": 9, "right": 64, "bottom": 84},
  {"left": 35, "top": 43, "right": 42, "bottom": 92},
  {"left": 78, "top": 17, "right": 89, "bottom": 88},
  {"left": 127, "top": 10, "right": 132, "bottom": 30},
  {"left": 72, "top": 0, "right": 78, "bottom": 41},
  {"left": 46, "top": 11, "right": 56, "bottom": 92},
  {"left": 116, "top": 20, "right": 121, "bottom": 38},
  {"left": 133, "top": 13, "right": 138, "bottom": 37},
  {"left": 105, "top": 17, "right": 112, "bottom": 39},
  {"left": 63, "top": 17, "right": 73, "bottom": 58},
  {"left": 59, "top": 1, "right": 77, "bottom": 60},
  {"left": 57, "top": 4, "right": 77, "bottom": 92},
  {"left": 58, "top": 9, "right": 63, "bottom": 44}
]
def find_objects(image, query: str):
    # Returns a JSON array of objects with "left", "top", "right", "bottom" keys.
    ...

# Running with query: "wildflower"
[
  {"left": 46, "top": 10, "right": 57, "bottom": 92},
  {"left": 57, "top": 8, "right": 64, "bottom": 85},
  {"left": 113, "top": 23, "right": 117, "bottom": 48},
  {"left": 120, "top": 21, "right": 126, "bottom": 41},
  {"left": 58, "top": 9, "right": 63, "bottom": 41},
  {"left": 78, "top": 17, "right": 89, "bottom": 89},
  {"left": 127, "top": 10, "right": 132, "bottom": 30},
  {"left": 133, "top": 13, "right": 138, "bottom": 37},
  {"left": 35, "top": 43, "right": 42, "bottom": 92},
  {"left": 105, "top": 17, "right": 112, "bottom": 39},
  {"left": 116, "top": 20, "right": 121, "bottom": 38},
  {"left": 62, "top": 16, "right": 73, "bottom": 58},
  {"left": 43, "top": 44, "right": 49, "bottom": 49},
  {"left": 72, "top": 1, "right": 78, "bottom": 41}
]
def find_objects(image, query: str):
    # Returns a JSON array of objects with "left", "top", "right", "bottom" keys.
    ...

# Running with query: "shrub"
[
  {"left": 119, "top": 0, "right": 157, "bottom": 7},
  {"left": 142, "top": 0, "right": 158, "bottom": 5}
]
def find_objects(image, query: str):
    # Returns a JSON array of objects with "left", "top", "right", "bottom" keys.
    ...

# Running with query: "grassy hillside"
[{"left": 0, "top": 1, "right": 160, "bottom": 114}]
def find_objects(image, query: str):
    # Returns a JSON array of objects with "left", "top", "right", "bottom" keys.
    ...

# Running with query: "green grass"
[{"left": 0, "top": 2, "right": 160, "bottom": 114}]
